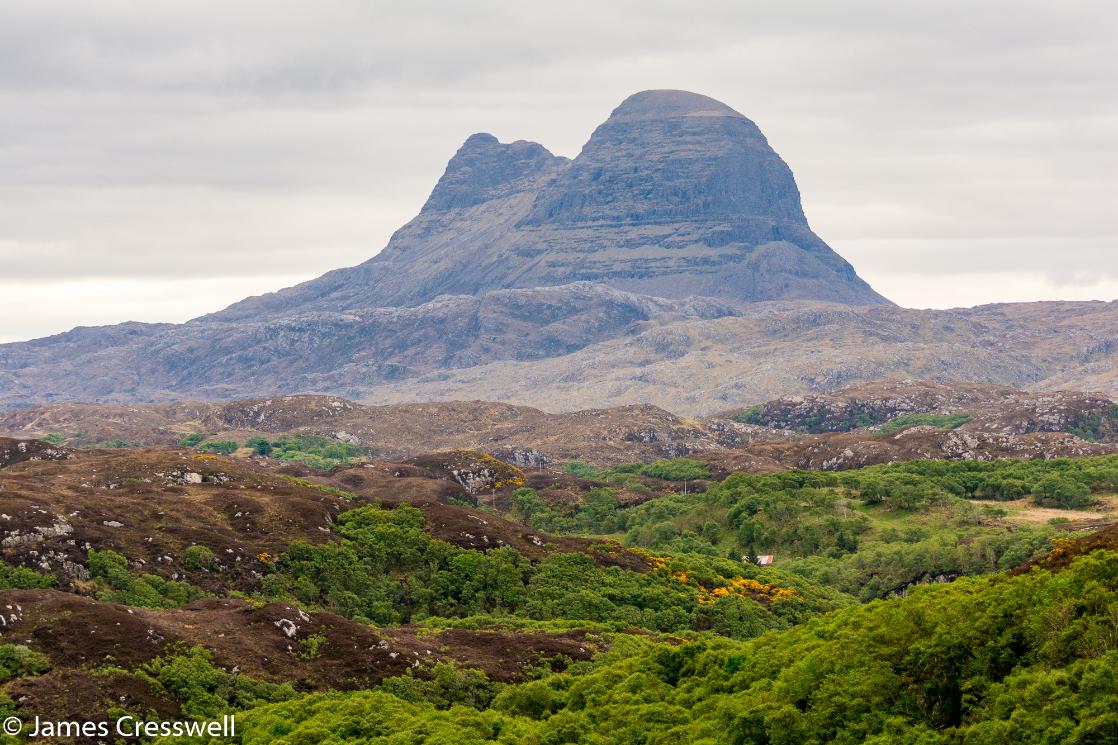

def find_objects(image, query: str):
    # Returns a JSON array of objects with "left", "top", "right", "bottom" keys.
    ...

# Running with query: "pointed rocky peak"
[{"left": 423, "top": 132, "right": 566, "bottom": 211}]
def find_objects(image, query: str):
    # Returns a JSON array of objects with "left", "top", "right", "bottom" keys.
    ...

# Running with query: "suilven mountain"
[
  {"left": 209, "top": 89, "right": 888, "bottom": 320},
  {"left": 1, "top": 90, "right": 1116, "bottom": 412}
]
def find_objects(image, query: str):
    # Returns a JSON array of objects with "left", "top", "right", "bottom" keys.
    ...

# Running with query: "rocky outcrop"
[
  {"left": 0, "top": 438, "right": 72, "bottom": 469},
  {"left": 704, "top": 428, "right": 1118, "bottom": 474},
  {"left": 724, "top": 380, "right": 1118, "bottom": 439}
]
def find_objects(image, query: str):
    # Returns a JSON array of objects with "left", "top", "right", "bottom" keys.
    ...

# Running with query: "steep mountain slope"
[{"left": 209, "top": 90, "right": 888, "bottom": 322}]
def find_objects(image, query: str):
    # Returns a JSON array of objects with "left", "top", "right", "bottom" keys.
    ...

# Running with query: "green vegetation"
[
  {"left": 0, "top": 645, "right": 49, "bottom": 683},
  {"left": 102, "top": 645, "right": 297, "bottom": 721},
  {"left": 197, "top": 439, "right": 238, "bottom": 455},
  {"left": 526, "top": 457, "right": 1118, "bottom": 602},
  {"left": 258, "top": 434, "right": 364, "bottom": 469},
  {"left": 1032, "top": 474, "right": 1093, "bottom": 508},
  {"left": 179, "top": 432, "right": 366, "bottom": 468},
  {"left": 246, "top": 435, "right": 273, "bottom": 456},
  {"left": 7, "top": 453, "right": 1118, "bottom": 742},
  {"left": 184, "top": 545, "right": 217, "bottom": 571},
  {"left": 877, "top": 411, "right": 972, "bottom": 434},
  {"left": 378, "top": 663, "right": 502, "bottom": 710},
  {"left": 88, "top": 549, "right": 209, "bottom": 609},
  {"left": 0, "top": 560, "right": 56, "bottom": 590},
  {"left": 171, "top": 551, "right": 1118, "bottom": 745},
  {"left": 513, "top": 486, "right": 623, "bottom": 533},
  {"left": 1067, "top": 406, "right": 1118, "bottom": 442},
  {"left": 633, "top": 457, "right": 710, "bottom": 481},
  {"left": 95, "top": 438, "right": 138, "bottom": 449},
  {"left": 562, "top": 461, "right": 600, "bottom": 479},
  {"left": 729, "top": 404, "right": 766, "bottom": 425},
  {"left": 850, "top": 456, "right": 1118, "bottom": 501},
  {"left": 41, "top": 432, "right": 64, "bottom": 444},
  {"left": 178, "top": 433, "right": 206, "bottom": 448},
  {"left": 563, "top": 456, "right": 710, "bottom": 483},
  {"left": 259, "top": 503, "right": 844, "bottom": 638}
]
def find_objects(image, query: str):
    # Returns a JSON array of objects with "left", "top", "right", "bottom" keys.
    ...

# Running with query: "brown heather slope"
[
  {"left": 0, "top": 444, "right": 649, "bottom": 593},
  {"left": 1, "top": 380, "right": 1114, "bottom": 468},
  {"left": 0, "top": 447, "right": 351, "bottom": 593},
  {"left": 0, "top": 589, "right": 600, "bottom": 724},
  {"left": 1008, "top": 522, "right": 1118, "bottom": 577},
  {"left": 0, "top": 437, "right": 73, "bottom": 468},
  {"left": 0, "top": 395, "right": 756, "bottom": 465}
]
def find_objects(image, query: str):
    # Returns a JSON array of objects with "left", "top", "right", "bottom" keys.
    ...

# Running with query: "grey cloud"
[{"left": 0, "top": 0, "right": 1116, "bottom": 341}]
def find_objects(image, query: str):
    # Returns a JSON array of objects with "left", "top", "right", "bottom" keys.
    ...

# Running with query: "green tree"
[
  {"left": 1032, "top": 475, "right": 1092, "bottom": 508},
  {"left": 245, "top": 436, "right": 273, "bottom": 456}
]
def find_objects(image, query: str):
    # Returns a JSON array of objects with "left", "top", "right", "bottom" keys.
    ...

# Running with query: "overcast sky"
[{"left": 2, "top": 1, "right": 1116, "bottom": 343}]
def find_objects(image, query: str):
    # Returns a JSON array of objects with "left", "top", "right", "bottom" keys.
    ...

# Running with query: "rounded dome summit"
[{"left": 607, "top": 90, "right": 749, "bottom": 122}]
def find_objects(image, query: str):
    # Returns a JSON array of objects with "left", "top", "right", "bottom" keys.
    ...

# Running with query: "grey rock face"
[
  {"left": 208, "top": 90, "right": 889, "bottom": 322},
  {"left": 0, "top": 283, "right": 739, "bottom": 408}
]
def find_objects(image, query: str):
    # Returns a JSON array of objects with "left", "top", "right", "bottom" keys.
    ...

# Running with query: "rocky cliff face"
[{"left": 209, "top": 90, "right": 888, "bottom": 321}]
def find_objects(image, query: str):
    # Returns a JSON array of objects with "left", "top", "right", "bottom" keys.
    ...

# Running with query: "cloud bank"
[{"left": 2, "top": 0, "right": 1115, "bottom": 341}]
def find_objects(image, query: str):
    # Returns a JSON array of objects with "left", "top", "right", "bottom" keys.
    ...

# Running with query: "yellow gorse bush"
[
  {"left": 477, "top": 453, "right": 527, "bottom": 491},
  {"left": 639, "top": 550, "right": 799, "bottom": 605}
]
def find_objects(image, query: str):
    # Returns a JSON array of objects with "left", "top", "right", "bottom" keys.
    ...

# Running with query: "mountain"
[{"left": 207, "top": 90, "right": 888, "bottom": 321}]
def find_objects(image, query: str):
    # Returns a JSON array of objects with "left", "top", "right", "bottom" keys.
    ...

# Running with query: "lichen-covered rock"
[{"left": 0, "top": 438, "right": 73, "bottom": 469}]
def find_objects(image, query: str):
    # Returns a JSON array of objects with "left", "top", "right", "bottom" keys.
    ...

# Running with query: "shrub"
[
  {"left": 0, "top": 644, "right": 50, "bottom": 683},
  {"left": 730, "top": 405, "right": 766, "bottom": 426},
  {"left": 0, "top": 561, "right": 57, "bottom": 590},
  {"left": 245, "top": 436, "right": 273, "bottom": 456},
  {"left": 878, "top": 412, "right": 972, "bottom": 435},
  {"left": 184, "top": 545, "right": 216, "bottom": 571},
  {"left": 563, "top": 462, "right": 601, "bottom": 479},
  {"left": 178, "top": 433, "right": 205, "bottom": 448},
  {"left": 263, "top": 435, "right": 364, "bottom": 469},
  {"left": 639, "top": 458, "right": 711, "bottom": 482},
  {"left": 197, "top": 440, "right": 238, "bottom": 455},
  {"left": 135, "top": 646, "right": 296, "bottom": 719},
  {"left": 87, "top": 549, "right": 208, "bottom": 609}
]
